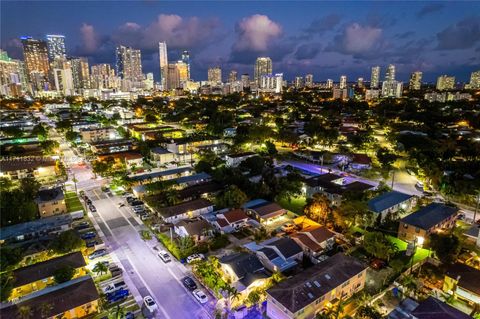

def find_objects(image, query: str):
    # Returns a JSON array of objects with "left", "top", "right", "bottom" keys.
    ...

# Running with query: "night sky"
[{"left": 2, "top": 1, "right": 479, "bottom": 82}]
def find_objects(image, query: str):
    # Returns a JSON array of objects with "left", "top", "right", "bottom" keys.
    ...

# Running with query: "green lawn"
[
  {"left": 65, "top": 191, "right": 84, "bottom": 213},
  {"left": 278, "top": 196, "right": 307, "bottom": 215},
  {"left": 387, "top": 235, "right": 430, "bottom": 265}
]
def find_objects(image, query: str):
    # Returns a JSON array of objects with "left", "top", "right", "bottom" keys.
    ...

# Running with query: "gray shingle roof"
[
  {"left": 400, "top": 203, "right": 458, "bottom": 230},
  {"left": 368, "top": 191, "right": 413, "bottom": 213}
]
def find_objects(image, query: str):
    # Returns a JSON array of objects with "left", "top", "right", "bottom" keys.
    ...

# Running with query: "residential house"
[
  {"left": 243, "top": 199, "right": 288, "bottom": 224},
  {"left": 0, "top": 158, "right": 56, "bottom": 180},
  {"left": 150, "top": 147, "right": 176, "bottom": 166},
  {"left": 398, "top": 203, "right": 458, "bottom": 242},
  {"left": 219, "top": 253, "right": 270, "bottom": 294},
  {"left": 97, "top": 151, "right": 143, "bottom": 169},
  {"left": 36, "top": 186, "right": 67, "bottom": 218},
  {"left": 178, "top": 181, "right": 222, "bottom": 201},
  {"left": 443, "top": 262, "right": 480, "bottom": 305},
  {"left": 304, "top": 173, "right": 374, "bottom": 206},
  {"left": 0, "top": 276, "right": 99, "bottom": 319},
  {"left": 225, "top": 152, "right": 256, "bottom": 167},
  {"left": 79, "top": 127, "right": 116, "bottom": 143},
  {"left": 214, "top": 209, "right": 250, "bottom": 233},
  {"left": 10, "top": 252, "right": 87, "bottom": 300},
  {"left": 89, "top": 139, "right": 135, "bottom": 154},
  {"left": 246, "top": 237, "right": 303, "bottom": 272},
  {"left": 174, "top": 219, "right": 213, "bottom": 242},
  {"left": 266, "top": 253, "right": 367, "bottom": 319},
  {"left": 291, "top": 226, "right": 336, "bottom": 258},
  {"left": 388, "top": 296, "right": 472, "bottom": 319},
  {"left": 159, "top": 198, "right": 214, "bottom": 223},
  {"left": 348, "top": 154, "right": 372, "bottom": 170},
  {"left": 128, "top": 166, "right": 193, "bottom": 184},
  {"left": 368, "top": 191, "right": 415, "bottom": 222}
]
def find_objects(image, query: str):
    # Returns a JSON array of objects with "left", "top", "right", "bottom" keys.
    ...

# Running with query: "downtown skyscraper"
[
  {"left": 254, "top": 57, "right": 272, "bottom": 85},
  {"left": 181, "top": 50, "right": 190, "bottom": 80},
  {"left": 208, "top": 67, "right": 222, "bottom": 83},
  {"left": 409, "top": 71, "right": 423, "bottom": 91},
  {"left": 46, "top": 34, "right": 66, "bottom": 61},
  {"left": 370, "top": 66, "right": 380, "bottom": 89},
  {"left": 21, "top": 36, "right": 50, "bottom": 90},
  {"left": 159, "top": 42, "right": 168, "bottom": 89},
  {"left": 116, "top": 45, "right": 143, "bottom": 83}
]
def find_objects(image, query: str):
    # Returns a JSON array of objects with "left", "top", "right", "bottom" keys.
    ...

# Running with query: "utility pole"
[{"left": 473, "top": 191, "right": 480, "bottom": 223}]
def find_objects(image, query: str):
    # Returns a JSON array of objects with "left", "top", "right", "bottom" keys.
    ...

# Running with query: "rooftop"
[
  {"left": 0, "top": 276, "right": 98, "bottom": 318},
  {"left": 411, "top": 296, "right": 472, "bottom": 319},
  {"left": 400, "top": 203, "right": 458, "bottom": 230},
  {"left": 0, "top": 157, "right": 56, "bottom": 172},
  {"left": 36, "top": 186, "right": 64, "bottom": 203},
  {"left": 13, "top": 252, "right": 86, "bottom": 287},
  {"left": 226, "top": 152, "right": 256, "bottom": 158},
  {"left": 176, "top": 219, "right": 212, "bottom": 236},
  {"left": 248, "top": 202, "right": 285, "bottom": 219},
  {"left": 221, "top": 209, "right": 249, "bottom": 224},
  {"left": 267, "top": 253, "right": 367, "bottom": 313},
  {"left": 159, "top": 198, "right": 213, "bottom": 218},
  {"left": 220, "top": 252, "right": 265, "bottom": 279},
  {"left": 129, "top": 166, "right": 193, "bottom": 182},
  {"left": 445, "top": 262, "right": 480, "bottom": 296},
  {"left": 368, "top": 191, "right": 413, "bottom": 213}
]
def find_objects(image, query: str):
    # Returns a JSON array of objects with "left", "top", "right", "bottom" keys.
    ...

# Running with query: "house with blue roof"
[
  {"left": 398, "top": 203, "right": 458, "bottom": 242},
  {"left": 368, "top": 191, "right": 415, "bottom": 222}
]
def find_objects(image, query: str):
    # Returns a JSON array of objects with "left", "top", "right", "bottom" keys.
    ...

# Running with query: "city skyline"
[{"left": 1, "top": 1, "right": 479, "bottom": 82}]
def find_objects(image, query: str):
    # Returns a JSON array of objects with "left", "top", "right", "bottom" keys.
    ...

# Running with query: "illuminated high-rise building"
[
  {"left": 385, "top": 64, "right": 395, "bottom": 82},
  {"left": 241, "top": 74, "right": 250, "bottom": 88},
  {"left": 46, "top": 35, "right": 66, "bottom": 61},
  {"left": 70, "top": 57, "right": 90, "bottom": 90},
  {"left": 326, "top": 79, "right": 333, "bottom": 89},
  {"left": 159, "top": 42, "right": 168, "bottom": 89},
  {"left": 0, "top": 50, "right": 24, "bottom": 96},
  {"left": 305, "top": 74, "right": 313, "bottom": 88},
  {"left": 181, "top": 50, "right": 190, "bottom": 80},
  {"left": 260, "top": 73, "right": 283, "bottom": 93},
  {"left": 21, "top": 36, "right": 50, "bottom": 85},
  {"left": 254, "top": 57, "right": 272, "bottom": 85},
  {"left": 116, "top": 45, "right": 143, "bottom": 83},
  {"left": 295, "top": 76, "right": 304, "bottom": 88},
  {"left": 370, "top": 66, "right": 380, "bottom": 89},
  {"left": 208, "top": 67, "right": 222, "bottom": 83},
  {"left": 436, "top": 75, "right": 455, "bottom": 91},
  {"left": 91, "top": 64, "right": 116, "bottom": 89},
  {"left": 229, "top": 70, "right": 238, "bottom": 83},
  {"left": 467, "top": 70, "right": 480, "bottom": 89},
  {"left": 166, "top": 63, "right": 180, "bottom": 90},
  {"left": 53, "top": 60, "right": 74, "bottom": 96},
  {"left": 175, "top": 61, "right": 189, "bottom": 83},
  {"left": 409, "top": 71, "right": 422, "bottom": 91},
  {"left": 339, "top": 75, "right": 347, "bottom": 89},
  {"left": 357, "top": 77, "right": 364, "bottom": 88}
]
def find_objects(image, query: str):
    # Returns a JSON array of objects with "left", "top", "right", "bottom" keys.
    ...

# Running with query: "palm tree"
[
  {"left": 38, "top": 302, "right": 54, "bottom": 318},
  {"left": 109, "top": 304, "right": 125, "bottom": 319},
  {"left": 93, "top": 262, "right": 108, "bottom": 276},
  {"left": 222, "top": 285, "right": 241, "bottom": 317},
  {"left": 16, "top": 305, "right": 33, "bottom": 319},
  {"left": 401, "top": 275, "right": 418, "bottom": 297}
]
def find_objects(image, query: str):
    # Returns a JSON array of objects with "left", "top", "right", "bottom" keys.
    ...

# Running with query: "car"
[
  {"left": 88, "top": 249, "right": 107, "bottom": 260},
  {"left": 125, "top": 312, "right": 134, "bottom": 319},
  {"left": 133, "top": 206, "right": 145, "bottom": 212},
  {"left": 186, "top": 254, "right": 205, "bottom": 264},
  {"left": 80, "top": 232, "right": 96, "bottom": 240},
  {"left": 158, "top": 250, "right": 171, "bottom": 263},
  {"left": 74, "top": 222, "right": 90, "bottom": 230},
  {"left": 192, "top": 289, "right": 208, "bottom": 304},
  {"left": 109, "top": 266, "right": 123, "bottom": 277},
  {"left": 103, "top": 281, "right": 126, "bottom": 294},
  {"left": 140, "top": 213, "right": 150, "bottom": 221},
  {"left": 89, "top": 205, "right": 97, "bottom": 212},
  {"left": 143, "top": 296, "right": 158, "bottom": 312},
  {"left": 182, "top": 276, "right": 197, "bottom": 290},
  {"left": 121, "top": 192, "right": 131, "bottom": 198},
  {"left": 85, "top": 240, "right": 97, "bottom": 248},
  {"left": 281, "top": 223, "right": 296, "bottom": 233},
  {"left": 415, "top": 181, "right": 424, "bottom": 189},
  {"left": 107, "top": 289, "right": 129, "bottom": 303},
  {"left": 370, "top": 258, "right": 386, "bottom": 270},
  {"left": 86, "top": 198, "right": 92, "bottom": 205}
]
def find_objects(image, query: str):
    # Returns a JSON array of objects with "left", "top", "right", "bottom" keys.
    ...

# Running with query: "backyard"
[
  {"left": 278, "top": 196, "right": 306, "bottom": 215},
  {"left": 65, "top": 191, "right": 84, "bottom": 213}
]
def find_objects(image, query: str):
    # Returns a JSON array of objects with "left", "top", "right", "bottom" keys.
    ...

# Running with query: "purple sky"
[{"left": 1, "top": 1, "right": 480, "bottom": 82}]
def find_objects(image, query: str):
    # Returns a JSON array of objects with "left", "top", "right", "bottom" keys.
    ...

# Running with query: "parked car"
[
  {"left": 85, "top": 240, "right": 98, "bottom": 248},
  {"left": 107, "top": 289, "right": 129, "bottom": 303},
  {"left": 158, "top": 250, "right": 171, "bottom": 263},
  {"left": 186, "top": 254, "right": 205, "bottom": 264},
  {"left": 103, "top": 281, "right": 126, "bottom": 294},
  {"left": 74, "top": 222, "right": 90, "bottom": 230},
  {"left": 88, "top": 249, "right": 107, "bottom": 260},
  {"left": 88, "top": 205, "right": 97, "bottom": 212},
  {"left": 370, "top": 258, "right": 386, "bottom": 270},
  {"left": 80, "top": 232, "right": 96, "bottom": 240},
  {"left": 140, "top": 213, "right": 150, "bottom": 221},
  {"left": 143, "top": 296, "right": 158, "bottom": 312},
  {"left": 182, "top": 276, "right": 197, "bottom": 290},
  {"left": 193, "top": 289, "right": 208, "bottom": 304},
  {"left": 109, "top": 266, "right": 123, "bottom": 277}
]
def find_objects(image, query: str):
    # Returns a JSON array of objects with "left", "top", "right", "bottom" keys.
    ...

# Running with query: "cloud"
[
  {"left": 232, "top": 14, "right": 282, "bottom": 52},
  {"left": 294, "top": 43, "right": 321, "bottom": 60},
  {"left": 302, "top": 14, "right": 341, "bottom": 36},
  {"left": 80, "top": 23, "right": 100, "bottom": 54},
  {"left": 110, "top": 14, "right": 222, "bottom": 53},
  {"left": 436, "top": 16, "right": 480, "bottom": 50},
  {"left": 395, "top": 31, "right": 415, "bottom": 39},
  {"left": 417, "top": 4, "right": 444, "bottom": 18},
  {"left": 327, "top": 23, "right": 384, "bottom": 58}
]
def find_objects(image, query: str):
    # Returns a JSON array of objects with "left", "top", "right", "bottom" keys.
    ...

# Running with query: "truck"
[{"left": 103, "top": 281, "right": 126, "bottom": 294}]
